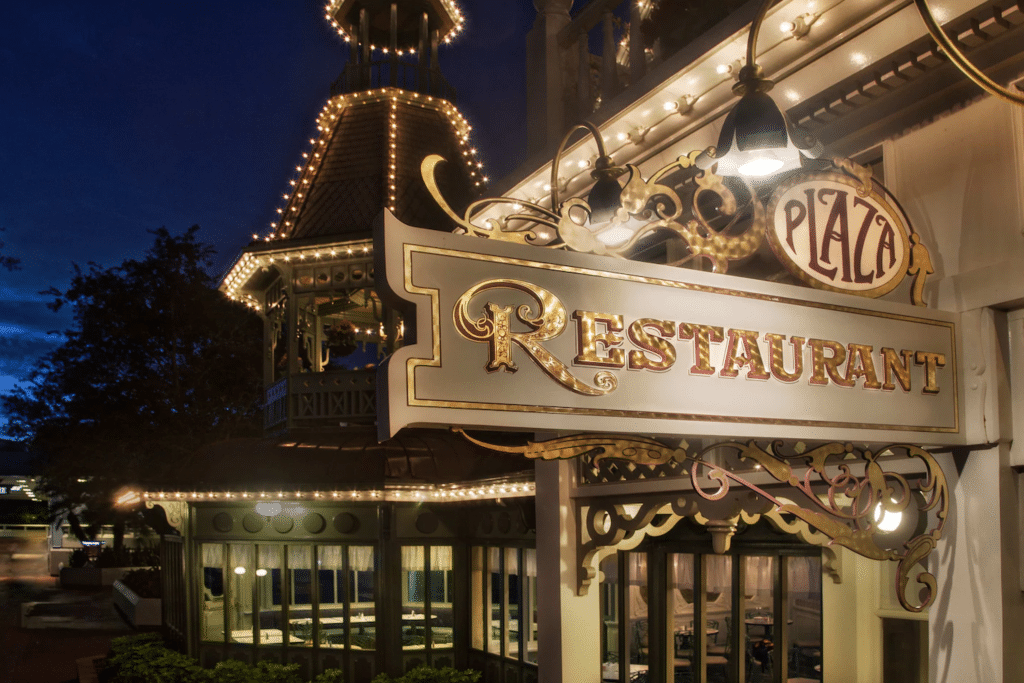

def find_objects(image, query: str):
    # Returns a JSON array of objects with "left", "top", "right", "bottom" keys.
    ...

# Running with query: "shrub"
[
  {"left": 105, "top": 633, "right": 203, "bottom": 683},
  {"left": 103, "top": 634, "right": 345, "bottom": 683},
  {"left": 312, "top": 670, "right": 346, "bottom": 683},
  {"left": 68, "top": 548, "right": 89, "bottom": 568},
  {"left": 119, "top": 567, "right": 161, "bottom": 598},
  {"left": 372, "top": 666, "right": 481, "bottom": 683}
]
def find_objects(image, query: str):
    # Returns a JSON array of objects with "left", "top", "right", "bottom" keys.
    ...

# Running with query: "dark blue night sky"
[{"left": 0, "top": 1, "right": 533, "bottom": 401}]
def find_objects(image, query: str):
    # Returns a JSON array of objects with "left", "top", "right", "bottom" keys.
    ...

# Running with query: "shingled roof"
[{"left": 274, "top": 92, "right": 478, "bottom": 243}]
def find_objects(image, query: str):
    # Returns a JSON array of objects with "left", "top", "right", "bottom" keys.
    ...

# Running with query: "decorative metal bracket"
[
  {"left": 459, "top": 431, "right": 946, "bottom": 612},
  {"left": 425, "top": 154, "right": 934, "bottom": 306},
  {"left": 145, "top": 500, "right": 187, "bottom": 535}
]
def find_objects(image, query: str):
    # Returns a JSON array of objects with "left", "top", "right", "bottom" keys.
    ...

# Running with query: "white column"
[
  {"left": 536, "top": 458, "right": 600, "bottom": 683},
  {"left": 526, "top": 0, "right": 574, "bottom": 156}
]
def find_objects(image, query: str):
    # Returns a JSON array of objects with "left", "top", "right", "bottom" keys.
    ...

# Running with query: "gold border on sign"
[
  {"left": 402, "top": 244, "right": 959, "bottom": 434},
  {"left": 765, "top": 171, "right": 912, "bottom": 298}
]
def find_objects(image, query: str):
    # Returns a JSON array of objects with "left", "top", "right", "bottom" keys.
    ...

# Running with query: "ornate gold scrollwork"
[
  {"left": 422, "top": 153, "right": 766, "bottom": 274},
  {"left": 426, "top": 153, "right": 936, "bottom": 306},
  {"left": 458, "top": 430, "right": 946, "bottom": 612},
  {"left": 452, "top": 279, "right": 617, "bottom": 396}
]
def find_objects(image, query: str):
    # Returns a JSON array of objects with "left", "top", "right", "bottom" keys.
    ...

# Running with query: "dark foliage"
[
  {"left": 119, "top": 567, "right": 161, "bottom": 598},
  {"left": 0, "top": 227, "right": 262, "bottom": 552},
  {"left": 0, "top": 228, "right": 19, "bottom": 271}
]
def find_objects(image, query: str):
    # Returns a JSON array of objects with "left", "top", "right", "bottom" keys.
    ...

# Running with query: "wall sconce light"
[
  {"left": 549, "top": 121, "right": 645, "bottom": 247},
  {"left": 697, "top": 0, "right": 823, "bottom": 178}
]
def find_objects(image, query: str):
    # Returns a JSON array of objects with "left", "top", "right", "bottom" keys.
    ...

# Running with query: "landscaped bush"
[
  {"left": 102, "top": 634, "right": 345, "bottom": 683},
  {"left": 372, "top": 666, "right": 481, "bottom": 683},
  {"left": 68, "top": 548, "right": 89, "bottom": 568},
  {"left": 104, "top": 633, "right": 202, "bottom": 683},
  {"left": 103, "top": 635, "right": 482, "bottom": 683},
  {"left": 118, "top": 567, "right": 161, "bottom": 598}
]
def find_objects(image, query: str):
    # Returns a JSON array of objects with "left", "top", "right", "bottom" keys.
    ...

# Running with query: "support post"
[
  {"left": 536, "top": 459, "right": 600, "bottom": 683},
  {"left": 389, "top": 3, "right": 398, "bottom": 87},
  {"left": 629, "top": 1, "right": 645, "bottom": 85},
  {"left": 600, "top": 10, "right": 617, "bottom": 103},
  {"left": 360, "top": 8, "right": 370, "bottom": 88},
  {"left": 526, "top": 0, "right": 574, "bottom": 156}
]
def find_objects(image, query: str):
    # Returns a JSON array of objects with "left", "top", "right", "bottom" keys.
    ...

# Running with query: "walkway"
[{"left": 0, "top": 534, "right": 133, "bottom": 683}]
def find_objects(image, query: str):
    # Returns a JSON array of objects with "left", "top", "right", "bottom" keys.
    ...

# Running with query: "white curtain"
[
  {"left": 257, "top": 546, "right": 280, "bottom": 607},
  {"left": 524, "top": 549, "right": 537, "bottom": 578},
  {"left": 319, "top": 545, "right": 344, "bottom": 570},
  {"left": 629, "top": 552, "right": 647, "bottom": 584},
  {"left": 706, "top": 555, "right": 730, "bottom": 594},
  {"left": 432, "top": 545, "right": 453, "bottom": 572},
  {"left": 505, "top": 548, "right": 519, "bottom": 575},
  {"left": 788, "top": 556, "right": 821, "bottom": 594},
  {"left": 203, "top": 543, "right": 223, "bottom": 567},
  {"left": 350, "top": 545, "right": 374, "bottom": 572}
]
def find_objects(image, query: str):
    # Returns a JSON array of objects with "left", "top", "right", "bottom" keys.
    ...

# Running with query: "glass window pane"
[
  {"left": 488, "top": 547, "right": 502, "bottom": 655},
  {"left": 228, "top": 544, "right": 254, "bottom": 644},
  {"left": 257, "top": 546, "right": 286, "bottom": 645},
  {"left": 471, "top": 547, "right": 484, "bottom": 651},
  {"left": 505, "top": 548, "right": 521, "bottom": 660},
  {"left": 523, "top": 549, "right": 538, "bottom": 664},
  {"left": 744, "top": 555, "right": 775, "bottom": 683},
  {"left": 402, "top": 545, "right": 426, "bottom": 650},
  {"left": 789, "top": 555, "right": 822, "bottom": 679},
  {"left": 627, "top": 552, "right": 649, "bottom": 674},
  {"left": 288, "top": 546, "right": 313, "bottom": 648},
  {"left": 201, "top": 544, "right": 224, "bottom": 642},
  {"left": 704, "top": 555, "right": 733, "bottom": 683},
  {"left": 319, "top": 546, "right": 346, "bottom": 649},
  {"left": 669, "top": 554, "right": 694, "bottom": 679},
  {"left": 599, "top": 554, "right": 620, "bottom": 680},
  {"left": 350, "top": 545, "right": 376, "bottom": 651},
  {"left": 429, "top": 546, "right": 454, "bottom": 649}
]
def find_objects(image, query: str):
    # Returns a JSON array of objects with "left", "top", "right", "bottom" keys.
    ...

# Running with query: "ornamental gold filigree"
[
  {"left": 452, "top": 279, "right": 616, "bottom": 396},
  {"left": 423, "top": 153, "right": 935, "bottom": 306},
  {"left": 422, "top": 152, "right": 764, "bottom": 274},
  {"left": 458, "top": 430, "right": 946, "bottom": 612}
]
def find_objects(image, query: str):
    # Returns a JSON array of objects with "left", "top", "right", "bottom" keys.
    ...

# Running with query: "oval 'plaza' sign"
[{"left": 766, "top": 171, "right": 911, "bottom": 297}]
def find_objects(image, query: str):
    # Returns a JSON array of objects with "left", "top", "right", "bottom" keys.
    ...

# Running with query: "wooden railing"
[
  {"left": 264, "top": 369, "right": 377, "bottom": 431},
  {"left": 331, "top": 60, "right": 457, "bottom": 102}
]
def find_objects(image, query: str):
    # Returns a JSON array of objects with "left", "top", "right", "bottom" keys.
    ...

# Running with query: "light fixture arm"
[
  {"left": 745, "top": 0, "right": 779, "bottom": 72},
  {"left": 914, "top": 0, "right": 1024, "bottom": 106},
  {"left": 550, "top": 121, "right": 612, "bottom": 211}
]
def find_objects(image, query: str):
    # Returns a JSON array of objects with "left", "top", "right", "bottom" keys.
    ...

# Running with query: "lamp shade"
[
  {"left": 712, "top": 90, "right": 803, "bottom": 178},
  {"left": 587, "top": 174, "right": 624, "bottom": 224}
]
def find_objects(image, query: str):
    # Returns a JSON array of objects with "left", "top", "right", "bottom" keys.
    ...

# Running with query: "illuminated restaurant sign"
[
  {"left": 766, "top": 168, "right": 915, "bottom": 298},
  {"left": 375, "top": 213, "right": 962, "bottom": 445}
]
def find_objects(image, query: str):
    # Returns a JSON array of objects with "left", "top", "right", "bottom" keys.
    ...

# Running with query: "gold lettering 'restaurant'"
[
  {"left": 452, "top": 278, "right": 947, "bottom": 397},
  {"left": 453, "top": 279, "right": 617, "bottom": 396}
]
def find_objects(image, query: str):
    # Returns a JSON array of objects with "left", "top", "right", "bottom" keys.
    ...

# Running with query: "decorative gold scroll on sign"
[{"left": 459, "top": 430, "right": 946, "bottom": 613}]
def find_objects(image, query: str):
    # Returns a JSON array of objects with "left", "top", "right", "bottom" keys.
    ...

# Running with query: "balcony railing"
[
  {"left": 264, "top": 369, "right": 377, "bottom": 431},
  {"left": 331, "top": 60, "right": 457, "bottom": 102}
]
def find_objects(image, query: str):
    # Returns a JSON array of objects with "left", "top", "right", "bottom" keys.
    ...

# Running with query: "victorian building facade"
[{"left": 149, "top": 1, "right": 1024, "bottom": 682}]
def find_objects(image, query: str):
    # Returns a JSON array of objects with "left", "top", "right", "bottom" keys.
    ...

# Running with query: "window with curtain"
[
  {"left": 288, "top": 545, "right": 313, "bottom": 648},
  {"left": 319, "top": 545, "right": 346, "bottom": 648},
  {"left": 599, "top": 548, "right": 822, "bottom": 683},
  {"left": 523, "top": 549, "right": 538, "bottom": 664},
  {"left": 201, "top": 544, "right": 224, "bottom": 642},
  {"left": 401, "top": 545, "right": 453, "bottom": 650},
  {"left": 200, "top": 542, "right": 377, "bottom": 651},
  {"left": 228, "top": 545, "right": 254, "bottom": 643},
  {"left": 469, "top": 545, "right": 537, "bottom": 665}
]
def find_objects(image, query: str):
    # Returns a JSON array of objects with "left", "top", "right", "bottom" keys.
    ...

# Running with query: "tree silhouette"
[{"left": 1, "top": 226, "right": 262, "bottom": 556}]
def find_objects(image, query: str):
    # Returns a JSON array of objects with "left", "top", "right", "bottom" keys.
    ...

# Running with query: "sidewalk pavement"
[{"left": 0, "top": 538, "right": 134, "bottom": 683}]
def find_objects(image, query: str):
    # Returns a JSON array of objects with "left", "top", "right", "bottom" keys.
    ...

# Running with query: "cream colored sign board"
[{"left": 375, "top": 212, "right": 962, "bottom": 445}]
